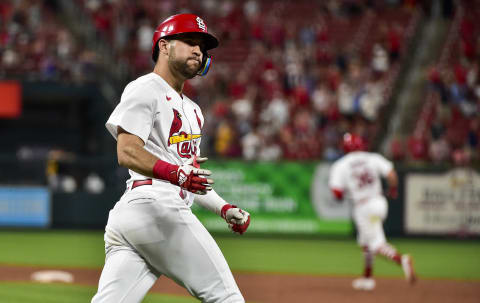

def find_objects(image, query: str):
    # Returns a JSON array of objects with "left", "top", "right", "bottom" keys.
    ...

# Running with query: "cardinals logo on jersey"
[
  {"left": 167, "top": 109, "right": 201, "bottom": 158},
  {"left": 168, "top": 109, "right": 182, "bottom": 143}
]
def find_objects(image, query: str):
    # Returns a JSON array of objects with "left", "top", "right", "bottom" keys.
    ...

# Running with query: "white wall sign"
[{"left": 405, "top": 168, "right": 480, "bottom": 235}]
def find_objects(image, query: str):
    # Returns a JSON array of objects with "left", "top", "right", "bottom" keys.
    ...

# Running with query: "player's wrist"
[
  {"left": 220, "top": 203, "right": 235, "bottom": 220},
  {"left": 153, "top": 159, "right": 179, "bottom": 183}
]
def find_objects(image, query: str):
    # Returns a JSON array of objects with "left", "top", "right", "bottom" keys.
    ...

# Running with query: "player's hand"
[
  {"left": 387, "top": 186, "right": 398, "bottom": 199},
  {"left": 168, "top": 156, "right": 214, "bottom": 195},
  {"left": 221, "top": 204, "right": 251, "bottom": 235}
]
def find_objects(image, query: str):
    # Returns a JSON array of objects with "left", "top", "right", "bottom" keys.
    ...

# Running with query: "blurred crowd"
[
  {"left": 0, "top": 0, "right": 98, "bottom": 82},
  {"left": 77, "top": 0, "right": 418, "bottom": 161},
  {"left": 390, "top": 2, "right": 480, "bottom": 165},
  {"left": 5, "top": 0, "right": 464, "bottom": 164}
]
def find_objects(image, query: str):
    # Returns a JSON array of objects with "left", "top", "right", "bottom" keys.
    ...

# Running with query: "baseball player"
[
  {"left": 92, "top": 14, "right": 250, "bottom": 303},
  {"left": 328, "top": 133, "right": 416, "bottom": 291}
]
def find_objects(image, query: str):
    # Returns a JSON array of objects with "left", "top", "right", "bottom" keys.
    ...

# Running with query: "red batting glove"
[
  {"left": 221, "top": 204, "right": 251, "bottom": 235},
  {"left": 154, "top": 156, "right": 213, "bottom": 194},
  {"left": 331, "top": 188, "right": 344, "bottom": 201}
]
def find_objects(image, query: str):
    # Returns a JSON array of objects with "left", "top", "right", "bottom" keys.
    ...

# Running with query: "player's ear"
[{"left": 158, "top": 39, "right": 170, "bottom": 56}]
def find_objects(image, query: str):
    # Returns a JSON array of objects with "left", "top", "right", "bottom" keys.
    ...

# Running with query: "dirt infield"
[{"left": 1, "top": 265, "right": 479, "bottom": 303}]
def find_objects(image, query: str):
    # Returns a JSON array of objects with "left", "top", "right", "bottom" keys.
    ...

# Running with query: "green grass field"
[{"left": 0, "top": 230, "right": 479, "bottom": 302}]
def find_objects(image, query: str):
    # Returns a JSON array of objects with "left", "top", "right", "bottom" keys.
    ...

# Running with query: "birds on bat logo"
[{"left": 168, "top": 108, "right": 201, "bottom": 158}]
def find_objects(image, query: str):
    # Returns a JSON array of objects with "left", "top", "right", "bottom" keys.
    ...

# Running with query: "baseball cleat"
[
  {"left": 401, "top": 254, "right": 417, "bottom": 285},
  {"left": 352, "top": 277, "right": 376, "bottom": 291}
]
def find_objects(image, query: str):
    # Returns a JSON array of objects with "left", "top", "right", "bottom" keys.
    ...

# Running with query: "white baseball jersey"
[
  {"left": 329, "top": 151, "right": 393, "bottom": 250},
  {"left": 106, "top": 72, "right": 204, "bottom": 206},
  {"left": 329, "top": 151, "right": 393, "bottom": 204},
  {"left": 93, "top": 73, "right": 244, "bottom": 302}
]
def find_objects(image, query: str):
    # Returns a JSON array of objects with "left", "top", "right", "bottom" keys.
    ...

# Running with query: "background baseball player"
[
  {"left": 328, "top": 133, "right": 416, "bottom": 291},
  {"left": 92, "top": 14, "right": 250, "bottom": 303}
]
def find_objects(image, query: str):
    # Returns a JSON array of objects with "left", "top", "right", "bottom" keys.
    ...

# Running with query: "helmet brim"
[{"left": 164, "top": 32, "right": 219, "bottom": 50}]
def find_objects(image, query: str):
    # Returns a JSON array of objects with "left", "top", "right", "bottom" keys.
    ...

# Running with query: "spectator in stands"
[
  {"left": 371, "top": 43, "right": 389, "bottom": 74},
  {"left": 228, "top": 70, "right": 249, "bottom": 99},
  {"left": 231, "top": 87, "right": 255, "bottom": 137},
  {"left": 407, "top": 129, "right": 429, "bottom": 161},
  {"left": 243, "top": 0, "right": 260, "bottom": 21},
  {"left": 312, "top": 82, "right": 334, "bottom": 117},
  {"left": 459, "top": 10, "right": 475, "bottom": 56},
  {"left": 259, "top": 90, "right": 290, "bottom": 135},
  {"left": 452, "top": 148, "right": 471, "bottom": 167},
  {"left": 338, "top": 60, "right": 380, "bottom": 121},
  {"left": 241, "top": 127, "right": 261, "bottom": 161},
  {"left": 467, "top": 118, "right": 479, "bottom": 156},
  {"left": 338, "top": 75, "right": 355, "bottom": 115},
  {"left": 265, "top": 13, "right": 286, "bottom": 47},
  {"left": 215, "top": 116, "right": 242, "bottom": 158},
  {"left": 386, "top": 22, "right": 402, "bottom": 62},
  {"left": 289, "top": 109, "right": 322, "bottom": 159},
  {"left": 428, "top": 66, "right": 450, "bottom": 104},
  {"left": 429, "top": 134, "right": 451, "bottom": 163},
  {"left": 467, "top": 62, "right": 478, "bottom": 89},
  {"left": 389, "top": 136, "right": 406, "bottom": 161},
  {"left": 361, "top": 75, "right": 385, "bottom": 121},
  {"left": 137, "top": 19, "right": 154, "bottom": 52},
  {"left": 322, "top": 124, "right": 343, "bottom": 161},
  {"left": 258, "top": 135, "right": 282, "bottom": 161}
]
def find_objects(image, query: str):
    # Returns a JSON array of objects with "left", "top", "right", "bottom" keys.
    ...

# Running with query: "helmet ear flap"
[{"left": 197, "top": 51, "right": 212, "bottom": 76}]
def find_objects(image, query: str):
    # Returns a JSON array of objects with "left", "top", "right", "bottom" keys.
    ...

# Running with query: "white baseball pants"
[
  {"left": 352, "top": 195, "right": 388, "bottom": 251},
  {"left": 91, "top": 188, "right": 244, "bottom": 303}
]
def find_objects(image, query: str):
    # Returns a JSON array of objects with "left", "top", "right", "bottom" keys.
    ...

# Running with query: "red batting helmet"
[
  {"left": 152, "top": 14, "right": 219, "bottom": 76},
  {"left": 342, "top": 133, "right": 366, "bottom": 153}
]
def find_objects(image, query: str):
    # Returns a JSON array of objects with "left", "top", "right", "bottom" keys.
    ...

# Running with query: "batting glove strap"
[
  {"left": 153, "top": 159, "right": 179, "bottom": 181},
  {"left": 221, "top": 204, "right": 236, "bottom": 220}
]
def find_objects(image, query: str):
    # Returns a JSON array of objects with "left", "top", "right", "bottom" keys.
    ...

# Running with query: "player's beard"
[{"left": 168, "top": 48, "right": 200, "bottom": 79}]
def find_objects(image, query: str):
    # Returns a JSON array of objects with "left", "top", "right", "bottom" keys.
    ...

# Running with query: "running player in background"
[
  {"left": 328, "top": 133, "right": 416, "bottom": 291},
  {"left": 92, "top": 14, "right": 250, "bottom": 303}
]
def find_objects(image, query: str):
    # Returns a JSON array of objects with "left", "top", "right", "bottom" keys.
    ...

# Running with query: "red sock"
[
  {"left": 362, "top": 246, "right": 373, "bottom": 278},
  {"left": 376, "top": 243, "right": 401, "bottom": 265}
]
